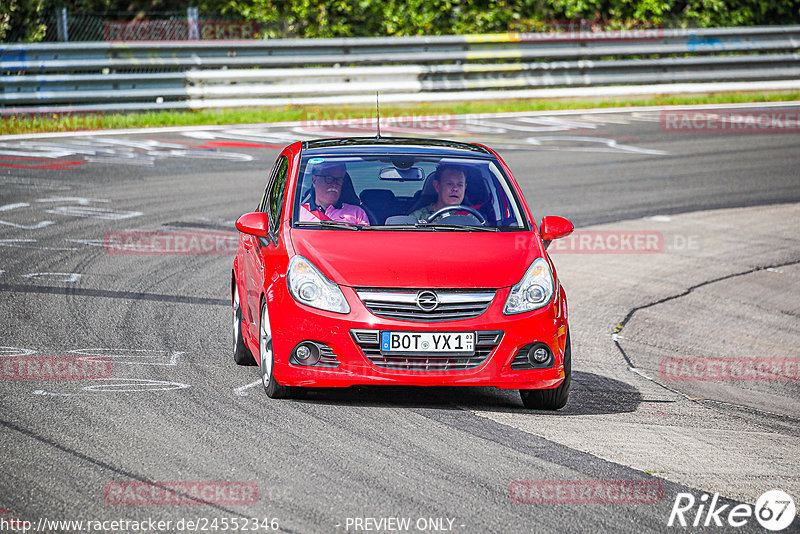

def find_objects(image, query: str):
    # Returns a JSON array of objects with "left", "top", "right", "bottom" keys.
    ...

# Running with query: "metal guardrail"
[{"left": 1, "top": 26, "right": 799, "bottom": 113}]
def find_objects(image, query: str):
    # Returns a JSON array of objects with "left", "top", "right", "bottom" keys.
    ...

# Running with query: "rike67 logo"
[{"left": 668, "top": 489, "right": 796, "bottom": 531}]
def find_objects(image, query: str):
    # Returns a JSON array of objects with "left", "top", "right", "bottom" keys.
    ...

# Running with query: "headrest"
[
  {"left": 339, "top": 172, "right": 360, "bottom": 206},
  {"left": 464, "top": 171, "right": 490, "bottom": 204},
  {"left": 360, "top": 189, "right": 397, "bottom": 204}
]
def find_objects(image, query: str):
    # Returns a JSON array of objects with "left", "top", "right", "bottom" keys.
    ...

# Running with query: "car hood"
[{"left": 289, "top": 229, "right": 543, "bottom": 288}]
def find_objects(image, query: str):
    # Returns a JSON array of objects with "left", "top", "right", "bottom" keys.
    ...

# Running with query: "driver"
[
  {"left": 299, "top": 162, "right": 370, "bottom": 225},
  {"left": 409, "top": 164, "right": 469, "bottom": 222}
]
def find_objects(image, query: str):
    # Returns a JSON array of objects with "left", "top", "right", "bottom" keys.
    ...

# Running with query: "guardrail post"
[
  {"left": 188, "top": 7, "right": 199, "bottom": 40},
  {"left": 56, "top": 7, "right": 69, "bottom": 42}
]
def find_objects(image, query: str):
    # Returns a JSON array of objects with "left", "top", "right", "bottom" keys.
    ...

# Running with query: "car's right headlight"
[
  {"left": 503, "top": 257, "right": 554, "bottom": 314},
  {"left": 287, "top": 255, "right": 350, "bottom": 314}
]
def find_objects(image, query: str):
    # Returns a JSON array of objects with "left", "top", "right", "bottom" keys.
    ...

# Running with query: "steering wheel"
[{"left": 426, "top": 205, "right": 486, "bottom": 225}]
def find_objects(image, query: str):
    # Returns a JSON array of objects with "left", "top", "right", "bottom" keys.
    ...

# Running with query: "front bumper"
[{"left": 265, "top": 285, "right": 568, "bottom": 389}]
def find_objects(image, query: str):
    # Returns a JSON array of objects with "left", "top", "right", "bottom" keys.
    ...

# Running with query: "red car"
[{"left": 232, "top": 138, "right": 574, "bottom": 409}]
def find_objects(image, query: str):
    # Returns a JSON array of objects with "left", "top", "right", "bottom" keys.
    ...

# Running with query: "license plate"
[{"left": 380, "top": 331, "right": 475, "bottom": 354}]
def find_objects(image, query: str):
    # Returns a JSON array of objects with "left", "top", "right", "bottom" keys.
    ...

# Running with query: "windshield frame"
[{"left": 290, "top": 152, "right": 531, "bottom": 232}]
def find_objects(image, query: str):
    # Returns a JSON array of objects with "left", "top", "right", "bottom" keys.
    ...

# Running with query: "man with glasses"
[{"left": 299, "top": 162, "right": 370, "bottom": 225}]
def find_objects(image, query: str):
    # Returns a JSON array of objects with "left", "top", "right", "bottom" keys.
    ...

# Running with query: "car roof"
[{"left": 301, "top": 137, "right": 493, "bottom": 157}]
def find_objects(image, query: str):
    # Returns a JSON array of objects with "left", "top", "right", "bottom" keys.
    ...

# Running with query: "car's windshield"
[{"left": 292, "top": 154, "right": 527, "bottom": 230}]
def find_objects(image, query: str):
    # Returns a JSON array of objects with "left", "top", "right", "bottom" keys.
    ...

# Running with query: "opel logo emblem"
[{"left": 416, "top": 290, "right": 439, "bottom": 311}]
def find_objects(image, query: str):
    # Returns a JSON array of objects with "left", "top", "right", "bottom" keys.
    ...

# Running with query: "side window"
[
  {"left": 257, "top": 158, "right": 279, "bottom": 213},
  {"left": 267, "top": 155, "right": 289, "bottom": 233}
]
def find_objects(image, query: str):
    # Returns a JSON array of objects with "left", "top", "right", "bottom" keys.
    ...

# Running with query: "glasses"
[{"left": 314, "top": 174, "right": 344, "bottom": 185}]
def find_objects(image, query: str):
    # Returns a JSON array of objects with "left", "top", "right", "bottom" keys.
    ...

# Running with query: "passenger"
[
  {"left": 299, "top": 162, "right": 369, "bottom": 225},
  {"left": 409, "top": 165, "right": 468, "bottom": 222}
]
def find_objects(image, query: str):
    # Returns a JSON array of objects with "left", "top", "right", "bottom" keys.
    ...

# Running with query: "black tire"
[
  {"left": 232, "top": 281, "right": 256, "bottom": 366},
  {"left": 259, "top": 300, "right": 295, "bottom": 399},
  {"left": 520, "top": 330, "right": 571, "bottom": 410}
]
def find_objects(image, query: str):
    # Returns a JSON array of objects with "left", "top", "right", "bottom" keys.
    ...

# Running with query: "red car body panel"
[
  {"left": 290, "top": 231, "right": 542, "bottom": 288},
  {"left": 232, "top": 138, "right": 570, "bottom": 391}
]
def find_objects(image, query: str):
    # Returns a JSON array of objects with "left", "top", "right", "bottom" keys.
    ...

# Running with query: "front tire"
[
  {"left": 520, "top": 330, "right": 571, "bottom": 410},
  {"left": 232, "top": 282, "right": 256, "bottom": 366},
  {"left": 259, "top": 300, "right": 294, "bottom": 399}
]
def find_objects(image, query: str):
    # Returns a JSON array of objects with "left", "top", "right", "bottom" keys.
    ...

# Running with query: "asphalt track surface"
[{"left": 1, "top": 103, "right": 799, "bottom": 533}]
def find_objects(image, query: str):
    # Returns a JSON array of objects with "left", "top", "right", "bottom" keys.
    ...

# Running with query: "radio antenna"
[{"left": 375, "top": 91, "right": 381, "bottom": 139}]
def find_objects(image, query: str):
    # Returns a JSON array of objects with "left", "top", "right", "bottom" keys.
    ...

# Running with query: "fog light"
[
  {"left": 528, "top": 345, "right": 550, "bottom": 365},
  {"left": 294, "top": 342, "right": 320, "bottom": 366}
]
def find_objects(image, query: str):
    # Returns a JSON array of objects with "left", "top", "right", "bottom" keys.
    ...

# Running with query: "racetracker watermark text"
[
  {"left": 0, "top": 516, "right": 280, "bottom": 532},
  {"left": 301, "top": 113, "right": 457, "bottom": 132},
  {"left": 661, "top": 111, "right": 800, "bottom": 134},
  {"left": 104, "top": 481, "right": 258, "bottom": 506},
  {"left": 509, "top": 480, "right": 663, "bottom": 504},
  {"left": 660, "top": 357, "right": 800, "bottom": 381},
  {"left": 104, "top": 231, "right": 237, "bottom": 255},
  {"left": 513, "top": 28, "right": 664, "bottom": 41},
  {"left": 516, "top": 230, "right": 701, "bottom": 254},
  {"left": 1, "top": 356, "right": 111, "bottom": 380}
]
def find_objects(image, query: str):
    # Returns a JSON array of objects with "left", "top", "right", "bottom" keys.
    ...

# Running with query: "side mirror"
[
  {"left": 540, "top": 215, "right": 573, "bottom": 241},
  {"left": 235, "top": 212, "right": 270, "bottom": 238}
]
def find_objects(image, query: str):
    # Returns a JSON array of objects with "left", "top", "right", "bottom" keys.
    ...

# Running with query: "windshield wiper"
[
  {"left": 294, "top": 221, "right": 363, "bottom": 231},
  {"left": 362, "top": 225, "right": 432, "bottom": 231},
  {"left": 413, "top": 223, "right": 499, "bottom": 232}
]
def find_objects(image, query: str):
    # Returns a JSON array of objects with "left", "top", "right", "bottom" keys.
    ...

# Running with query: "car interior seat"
[{"left": 359, "top": 189, "right": 401, "bottom": 225}]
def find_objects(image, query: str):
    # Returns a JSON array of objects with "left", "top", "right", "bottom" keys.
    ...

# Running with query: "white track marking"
[
  {"left": 32, "top": 390, "right": 76, "bottom": 396},
  {"left": 69, "top": 348, "right": 184, "bottom": 366},
  {"left": 0, "top": 346, "right": 37, "bottom": 357},
  {"left": 233, "top": 379, "right": 263, "bottom": 396},
  {"left": 1, "top": 101, "right": 798, "bottom": 141},
  {"left": 0, "top": 142, "right": 77, "bottom": 158},
  {"left": 182, "top": 130, "right": 293, "bottom": 144},
  {"left": 577, "top": 114, "right": 632, "bottom": 125},
  {"left": 0, "top": 203, "right": 30, "bottom": 212},
  {"left": 0, "top": 239, "right": 77, "bottom": 251},
  {"left": 86, "top": 155, "right": 156, "bottom": 166},
  {"left": 515, "top": 116, "right": 599, "bottom": 130},
  {"left": 36, "top": 197, "right": 109, "bottom": 205},
  {"left": 0, "top": 220, "right": 55, "bottom": 230},
  {"left": 156, "top": 149, "right": 253, "bottom": 161},
  {"left": 44, "top": 206, "right": 142, "bottom": 220},
  {"left": 0, "top": 137, "right": 253, "bottom": 165},
  {"left": 32, "top": 378, "right": 191, "bottom": 395},
  {"left": 65, "top": 238, "right": 107, "bottom": 247},
  {"left": 21, "top": 272, "right": 82, "bottom": 283},
  {"left": 524, "top": 136, "right": 668, "bottom": 155}
]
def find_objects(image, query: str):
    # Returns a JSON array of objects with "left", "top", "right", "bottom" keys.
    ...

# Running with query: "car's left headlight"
[
  {"left": 287, "top": 255, "right": 350, "bottom": 314},
  {"left": 503, "top": 257, "right": 554, "bottom": 314}
]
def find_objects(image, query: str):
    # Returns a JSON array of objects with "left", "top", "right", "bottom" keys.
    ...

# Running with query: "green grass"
[{"left": 2, "top": 91, "right": 799, "bottom": 136}]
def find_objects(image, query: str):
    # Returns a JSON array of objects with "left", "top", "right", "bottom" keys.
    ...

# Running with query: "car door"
[
  {"left": 244, "top": 151, "right": 291, "bottom": 341},
  {"left": 241, "top": 155, "right": 279, "bottom": 334}
]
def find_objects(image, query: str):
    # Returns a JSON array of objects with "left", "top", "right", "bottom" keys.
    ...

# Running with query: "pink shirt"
[{"left": 300, "top": 203, "right": 370, "bottom": 226}]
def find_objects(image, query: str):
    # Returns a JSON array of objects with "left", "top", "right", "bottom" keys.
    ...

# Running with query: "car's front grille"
[
  {"left": 350, "top": 330, "right": 503, "bottom": 371},
  {"left": 355, "top": 289, "right": 495, "bottom": 321}
]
